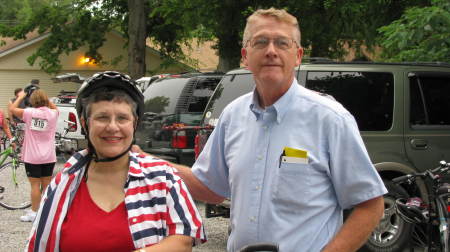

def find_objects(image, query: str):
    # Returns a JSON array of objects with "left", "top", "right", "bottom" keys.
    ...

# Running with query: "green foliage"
[
  {"left": 0, "top": 0, "right": 195, "bottom": 74},
  {"left": 159, "top": 0, "right": 431, "bottom": 71},
  {"left": 285, "top": 0, "right": 431, "bottom": 59},
  {"left": 378, "top": 0, "right": 450, "bottom": 62},
  {"left": 0, "top": 1, "right": 114, "bottom": 73}
]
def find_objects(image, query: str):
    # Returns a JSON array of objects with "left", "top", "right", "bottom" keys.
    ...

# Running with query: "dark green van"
[{"left": 198, "top": 62, "right": 450, "bottom": 252}]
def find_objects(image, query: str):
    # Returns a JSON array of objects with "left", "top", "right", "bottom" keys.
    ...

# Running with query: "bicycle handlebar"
[
  {"left": 392, "top": 174, "right": 414, "bottom": 183},
  {"left": 393, "top": 161, "right": 449, "bottom": 184},
  {"left": 64, "top": 120, "right": 76, "bottom": 126}
]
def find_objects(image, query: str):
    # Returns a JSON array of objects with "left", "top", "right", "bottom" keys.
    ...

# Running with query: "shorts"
[{"left": 25, "top": 162, "right": 55, "bottom": 178}]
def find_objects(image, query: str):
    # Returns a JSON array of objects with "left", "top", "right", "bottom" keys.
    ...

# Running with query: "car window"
[
  {"left": 410, "top": 73, "right": 450, "bottom": 127},
  {"left": 305, "top": 71, "right": 394, "bottom": 131},
  {"left": 203, "top": 73, "right": 255, "bottom": 126},
  {"left": 178, "top": 77, "right": 219, "bottom": 113},
  {"left": 143, "top": 78, "right": 188, "bottom": 115}
]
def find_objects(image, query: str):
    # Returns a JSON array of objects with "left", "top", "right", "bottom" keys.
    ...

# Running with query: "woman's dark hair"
[{"left": 82, "top": 88, "right": 138, "bottom": 121}]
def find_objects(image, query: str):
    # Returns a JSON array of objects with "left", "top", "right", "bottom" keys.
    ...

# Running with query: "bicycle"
[
  {"left": 0, "top": 136, "right": 31, "bottom": 210},
  {"left": 393, "top": 160, "right": 450, "bottom": 251},
  {"left": 55, "top": 120, "right": 79, "bottom": 160}
]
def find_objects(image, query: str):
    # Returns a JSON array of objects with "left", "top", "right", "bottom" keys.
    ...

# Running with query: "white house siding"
[
  {"left": 0, "top": 70, "right": 96, "bottom": 113},
  {"left": 0, "top": 31, "right": 192, "bottom": 115}
]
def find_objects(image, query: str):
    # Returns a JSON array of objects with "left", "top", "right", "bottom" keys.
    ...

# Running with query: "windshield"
[{"left": 142, "top": 78, "right": 188, "bottom": 115}]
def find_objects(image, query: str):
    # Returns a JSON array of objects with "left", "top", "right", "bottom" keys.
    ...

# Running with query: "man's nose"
[{"left": 265, "top": 41, "right": 278, "bottom": 57}]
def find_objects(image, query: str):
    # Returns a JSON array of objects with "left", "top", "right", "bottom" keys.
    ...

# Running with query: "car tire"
[{"left": 359, "top": 180, "right": 413, "bottom": 252}]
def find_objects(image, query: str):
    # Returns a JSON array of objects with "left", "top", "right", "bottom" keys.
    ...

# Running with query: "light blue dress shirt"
[{"left": 192, "top": 79, "right": 387, "bottom": 252}]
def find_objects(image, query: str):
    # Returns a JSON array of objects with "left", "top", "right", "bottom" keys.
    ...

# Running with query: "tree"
[
  {"left": 281, "top": 0, "right": 431, "bottom": 59},
  {"left": 127, "top": 0, "right": 147, "bottom": 78},
  {"left": 0, "top": 0, "right": 191, "bottom": 79},
  {"left": 159, "top": 0, "right": 431, "bottom": 73},
  {"left": 377, "top": 0, "right": 450, "bottom": 62}
]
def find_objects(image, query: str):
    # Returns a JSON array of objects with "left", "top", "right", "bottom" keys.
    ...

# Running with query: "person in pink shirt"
[{"left": 11, "top": 89, "right": 58, "bottom": 222}]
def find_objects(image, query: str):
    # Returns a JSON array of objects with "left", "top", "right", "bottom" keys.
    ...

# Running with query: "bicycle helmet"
[
  {"left": 395, "top": 198, "right": 429, "bottom": 224},
  {"left": 76, "top": 71, "right": 144, "bottom": 123},
  {"left": 23, "top": 83, "right": 40, "bottom": 107},
  {"left": 75, "top": 71, "right": 144, "bottom": 162}
]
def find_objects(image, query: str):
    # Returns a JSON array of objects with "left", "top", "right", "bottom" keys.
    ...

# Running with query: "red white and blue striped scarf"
[{"left": 26, "top": 150, "right": 206, "bottom": 252}]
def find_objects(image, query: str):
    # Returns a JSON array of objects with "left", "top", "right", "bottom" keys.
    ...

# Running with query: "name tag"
[
  {"left": 281, "top": 156, "right": 308, "bottom": 164},
  {"left": 30, "top": 118, "right": 48, "bottom": 131},
  {"left": 279, "top": 147, "right": 309, "bottom": 166}
]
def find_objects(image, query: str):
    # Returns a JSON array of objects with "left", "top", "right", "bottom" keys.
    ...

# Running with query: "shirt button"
[
  {"left": 250, "top": 216, "right": 256, "bottom": 222},
  {"left": 132, "top": 218, "right": 138, "bottom": 223},
  {"left": 255, "top": 186, "right": 260, "bottom": 190},
  {"left": 262, "top": 125, "right": 268, "bottom": 130},
  {"left": 257, "top": 155, "right": 263, "bottom": 160}
]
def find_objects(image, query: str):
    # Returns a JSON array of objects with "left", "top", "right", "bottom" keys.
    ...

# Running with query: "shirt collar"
[{"left": 249, "top": 79, "right": 299, "bottom": 123}]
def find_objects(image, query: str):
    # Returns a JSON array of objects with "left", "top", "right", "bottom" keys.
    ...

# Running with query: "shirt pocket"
[{"left": 272, "top": 162, "right": 311, "bottom": 213}]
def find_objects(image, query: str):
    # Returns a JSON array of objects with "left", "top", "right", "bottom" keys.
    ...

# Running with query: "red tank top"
[{"left": 60, "top": 179, "right": 135, "bottom": 252}]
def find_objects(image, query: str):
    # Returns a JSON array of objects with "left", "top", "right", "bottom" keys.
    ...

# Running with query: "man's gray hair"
[{"left": 242, "top": 8, "right": 301, "bottom": 48}]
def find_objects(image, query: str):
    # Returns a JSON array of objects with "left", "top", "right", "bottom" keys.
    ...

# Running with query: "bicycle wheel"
[{"left": 0, "top": 161, "right": 31, "bottom": 210}]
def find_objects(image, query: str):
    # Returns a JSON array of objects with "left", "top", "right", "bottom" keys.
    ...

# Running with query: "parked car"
[
  {"left": 51, "top": 73, "right": 87, "bottom": 156},
  {"left": 135, "top": 74, "right": 171, "bottom": 92},
  {"left": 196, "top": 61, "right": 450, "bottom": 252},
  {"left": 135, "top": 72, "right": 223, "bottom": 166}
]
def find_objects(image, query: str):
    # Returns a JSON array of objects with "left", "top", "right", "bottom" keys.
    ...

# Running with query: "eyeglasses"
[
  {"left": 89, "top": 114, "right": 134, "bottom": 127},
  {"left": 247, "top": 36, "right": 298, "bottom": 50}
]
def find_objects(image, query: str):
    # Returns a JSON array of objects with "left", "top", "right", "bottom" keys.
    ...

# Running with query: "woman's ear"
[
  {"left": 80, "top": 117, "right": 88, "bottom": 135},
  {"left": 134, "top": 117, "right": 139, "bottom": 130}
]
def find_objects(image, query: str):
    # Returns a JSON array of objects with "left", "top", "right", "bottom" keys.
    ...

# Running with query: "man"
[
  {"left": 171, "top": 8, "right": 386, "bottom": 252},
  {"left": 8, "top": 88, "right": 25, "bottom": 124}
]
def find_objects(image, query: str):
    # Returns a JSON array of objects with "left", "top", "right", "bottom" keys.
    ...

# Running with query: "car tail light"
[
  {"left": 172, "top": 130, "right": 187, "bottom": 149},
  {"left": 68, "top": 112, "right": 77, "bottom": 132}
]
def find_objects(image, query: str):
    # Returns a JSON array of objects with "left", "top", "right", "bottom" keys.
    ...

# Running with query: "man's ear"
[
  {"left": 241, "top": 47, "right": 248, "bottom": 67},
  {"left": 296, "top": 47, "right": 304, "bottom": 66}
]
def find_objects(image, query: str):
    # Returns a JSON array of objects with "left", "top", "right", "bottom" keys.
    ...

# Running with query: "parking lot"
[{"left": 0, "top": 156, "right": 228, "bottom": 252}]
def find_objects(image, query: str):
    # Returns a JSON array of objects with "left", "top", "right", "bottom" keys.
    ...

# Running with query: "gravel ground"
[{"left": 0, "top": 156, "right": 228, "bottom": 252}]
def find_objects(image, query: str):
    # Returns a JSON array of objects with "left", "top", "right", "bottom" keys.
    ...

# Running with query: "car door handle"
[{"left": 410, "top": 139, "right": 428, "bottom": 150}]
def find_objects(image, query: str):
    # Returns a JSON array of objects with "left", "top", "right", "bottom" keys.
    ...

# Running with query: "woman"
[
  {"left": 10, "top": 89, "right": 58, "bottom": 222},
  {"left": 26, "top": 71, "right": 205, "bottom": 252}
]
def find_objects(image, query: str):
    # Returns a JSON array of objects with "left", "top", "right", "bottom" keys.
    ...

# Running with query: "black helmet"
[
  {"left": 395, "top": 198, "right": 429, "bottom": 224},
  {"left": 23, "top": 83, "right": 40, "bottom": 107},
  {"left": 75, "top": 71, "right": 144, "bottom": 125},
  {"left": 24, "top": 83, "right": 40, "bottom": 95}
]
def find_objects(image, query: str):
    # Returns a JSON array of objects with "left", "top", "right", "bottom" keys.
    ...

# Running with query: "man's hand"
[
  {"left": 131, "top": 145, "right": 157, "bottom": 158},
  {"left": 322, "top": 196, "right": 384, "bottom": 252}
]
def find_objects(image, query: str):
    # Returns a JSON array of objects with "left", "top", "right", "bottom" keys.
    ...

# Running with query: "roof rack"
[{"left": 307, "top": 61, "right": 450, "bottom": 67}]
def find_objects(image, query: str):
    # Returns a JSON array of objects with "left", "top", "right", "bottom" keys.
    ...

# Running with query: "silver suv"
[{"left": 197, "top": 62, "right": 450, "bottom": 252}]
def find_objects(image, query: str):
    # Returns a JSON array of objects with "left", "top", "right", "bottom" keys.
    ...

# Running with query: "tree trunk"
[{"left": 128, "top": 0, "right": 146, "bottom": 79}]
